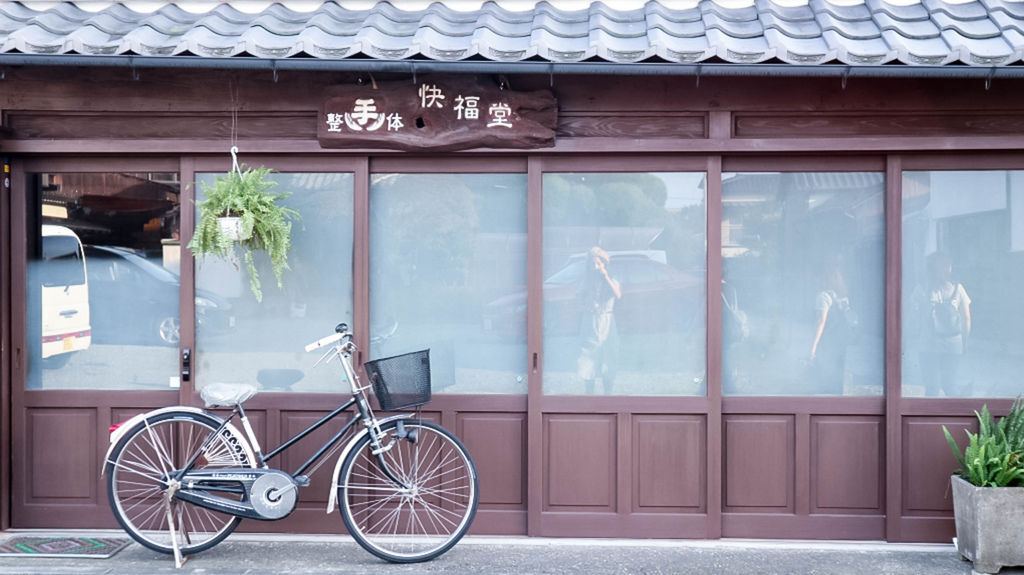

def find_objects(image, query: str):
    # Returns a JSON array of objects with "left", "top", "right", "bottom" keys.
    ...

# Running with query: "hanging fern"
[{"left": 188, "top": 166, "right": 300, "bottom": 302}]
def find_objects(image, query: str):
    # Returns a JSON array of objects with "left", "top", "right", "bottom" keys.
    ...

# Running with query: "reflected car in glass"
[
  {"left": 39, "top": 224, "right": 92, "bottom": 368},
  {"left": 84, "top": 245, "right": 234, "bottom": 345},
  {"left": 483, "top": 251, "right": 703, "bottom": 338}
]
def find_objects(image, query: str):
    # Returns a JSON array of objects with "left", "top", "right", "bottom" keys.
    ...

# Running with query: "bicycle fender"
[
  {"left": 325, "top": 413, "right": 413, "bottom": 515},
  {"left": 101, "top": 406, "right": 253, "bottom": 476}
]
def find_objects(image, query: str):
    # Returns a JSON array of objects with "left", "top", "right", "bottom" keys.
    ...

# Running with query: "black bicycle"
[{"left": 102, "top": 323, "right": 478, "bottom": 565}]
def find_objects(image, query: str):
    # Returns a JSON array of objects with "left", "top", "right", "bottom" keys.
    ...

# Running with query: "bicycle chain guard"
[
  {"left": 250, "top": 471, "right": 299, "bottom": 520},
  {"left": 174, "top": 468, "right": 299, "bottom": 521}
]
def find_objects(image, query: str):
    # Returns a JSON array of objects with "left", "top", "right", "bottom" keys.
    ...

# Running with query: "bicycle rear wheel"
[
  {"left": 105, "top": 410, "right": 255, "bottom": 555},
  {"left": 338, "top": 420, "right": 478, "bottom": 563}
]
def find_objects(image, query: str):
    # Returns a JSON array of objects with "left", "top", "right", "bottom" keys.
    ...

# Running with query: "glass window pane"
[
  {"left": 27, "top": 172, "right": 181, "bottom": 390},
  {"left": 722, "top": 172, "right": 885, "bottom": 396},
  {"left": 902, "top": 170, "right": 1024, "bottom": 398},
  {"left": 369, "top": 173, "right": 527, "bottom": 395},
  {"left": 195, "top": 172, "right": 353, "bottom": 393},
  {"left": 542, "top": 172, "right": 707, "bottom": 396}
]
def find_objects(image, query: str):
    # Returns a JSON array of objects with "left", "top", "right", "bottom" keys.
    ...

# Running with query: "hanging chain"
[{"left": 230, "top": 79, "right": 241, "bottom": 175}]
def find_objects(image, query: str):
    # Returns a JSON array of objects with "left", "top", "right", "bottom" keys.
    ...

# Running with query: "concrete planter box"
[{"left": 952, "top": 474, "right": 1024, "bottom": 574}]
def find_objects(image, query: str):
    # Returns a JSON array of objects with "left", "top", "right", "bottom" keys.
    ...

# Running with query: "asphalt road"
[{"left": 1, "top": 534, "right": 1021, "bottom": 575}]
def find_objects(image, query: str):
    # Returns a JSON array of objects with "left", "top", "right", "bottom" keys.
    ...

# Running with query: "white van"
[{"left": 40, "top": 225, "right": 91, "bottom": 365}]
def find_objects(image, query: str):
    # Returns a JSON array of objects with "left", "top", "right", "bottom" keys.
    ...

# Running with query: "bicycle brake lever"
[{"left": 312, "top": 347, "right": 338, "bottom": 369}]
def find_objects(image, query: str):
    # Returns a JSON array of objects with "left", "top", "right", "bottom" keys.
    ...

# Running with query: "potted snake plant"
[
  {"left": 188, "top": 165, "right": 299, "bottom": 302},
  {"left": 943, "top": 399, "right": 1024, "bottom": 574}
]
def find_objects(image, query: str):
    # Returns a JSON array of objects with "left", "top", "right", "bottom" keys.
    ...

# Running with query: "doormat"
[{"left": 0, "top": 536, "right": 131, "bottom": 559}]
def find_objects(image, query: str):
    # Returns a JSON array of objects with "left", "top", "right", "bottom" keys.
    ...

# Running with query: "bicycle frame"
[{"left": 168, "top": 336, "right": 413, "bottom": 520}]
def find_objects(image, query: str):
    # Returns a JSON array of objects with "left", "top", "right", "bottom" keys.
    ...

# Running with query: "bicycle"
[{"left": 102, "top": 323, "right": 479, "bottom": 566}]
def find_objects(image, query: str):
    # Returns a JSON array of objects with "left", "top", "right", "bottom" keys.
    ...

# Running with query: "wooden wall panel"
[
  {"left": 632, "top": 415, "right": 705, "bottom": 511},
  {"left": 28, "top": 408, "right": 96, "bottom": 500},
  {"left": 544, "top": 414, "right": 616, "bottom": 510},
  {"left": 734, "top": 113, "right": 1024, "bottom": 139},
  {"left": 110, "top": 408, "right": 150, "bottom": 427},
  {"left": 7, "top": 112, "right": 315, "bottom": 141},
  {"left": 557, "top": 113, "right": 706, "bottom": 139},
  {"left": 277, "top": 411, "right": 352, "bottom": 505},
  {"left": 723, "top": 415, "right": 793, "bottom": 512},
  {"left": 459, "top": 413, "right": 526, "bottom": 506},
  {"left": 811, "top": 416, "right": 884, "bottom": 513},
  {"left": 903, "top": 416, "right": 975, "bottom": 514}
]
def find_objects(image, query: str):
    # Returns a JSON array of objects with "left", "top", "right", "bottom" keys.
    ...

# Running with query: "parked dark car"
[
  {"left": 84, "top": 245, "right": 234, "bottom": 345},
  {"left": 483, "top": 251, "right": 703, "bottom": 339}
]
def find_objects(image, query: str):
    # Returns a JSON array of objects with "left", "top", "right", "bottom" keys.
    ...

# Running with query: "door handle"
[{"left": 182, "top": 347, "right": 191, "bottom": 382}]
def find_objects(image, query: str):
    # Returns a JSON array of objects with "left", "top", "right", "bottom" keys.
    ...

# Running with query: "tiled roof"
[{"left": 2, "top": 0, "right": 1023, "bottom": 67}]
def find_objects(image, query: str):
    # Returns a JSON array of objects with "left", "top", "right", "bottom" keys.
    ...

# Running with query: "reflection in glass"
[
  {"left": 370, "top": 173, "right": 527, "bottom": 394},
  {"left": 542, "top": 173, "right": 707, "bottom": 396},
  {"left": 902, "top": 171, "right": 1024, "bottom": 398},
  {"left": 196, "top": 172, "right": 353, "bottom": 393},
  {"left": 28, "top": 172, "right": 181, "bottom": 390},
  {"left": 722, "top": 172, "right": 884, "bottom": 396}
]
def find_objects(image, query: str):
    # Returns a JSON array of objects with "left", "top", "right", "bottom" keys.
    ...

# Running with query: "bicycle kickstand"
[{"left": 163, "top": 485, "right": 187, "bottom": 568}]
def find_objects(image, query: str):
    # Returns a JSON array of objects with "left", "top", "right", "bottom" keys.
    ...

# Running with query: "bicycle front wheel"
[
  {"left": 105, "top": 410, "right": 255, "bottom": 555},
  {"left": 338, "top": 420, "right": 478, "bottom": 563}
]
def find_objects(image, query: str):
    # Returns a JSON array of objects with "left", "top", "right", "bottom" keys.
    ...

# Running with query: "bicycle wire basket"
[{"left": 363, "top": 349, "right": 431, "bottom": 411}]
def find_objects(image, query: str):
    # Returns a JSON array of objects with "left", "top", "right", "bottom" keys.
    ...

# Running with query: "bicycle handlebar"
[
  {"left": 305, "top": 323, "right": 354, "bottom": 353},
  {"left": 304, "top": 332, "right": 343, "bottom": 353}
]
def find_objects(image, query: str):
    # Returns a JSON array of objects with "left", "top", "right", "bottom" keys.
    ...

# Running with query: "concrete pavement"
[{"left": 0, "top": 531, "right": 1020, "bottom": 575}]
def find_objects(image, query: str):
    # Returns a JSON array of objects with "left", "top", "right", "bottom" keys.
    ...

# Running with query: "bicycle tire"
[
  {"left": 105, "top": 410, "right": 255, "bottom": 555},
  {"left": 338, "top": 420, "right": 479, "bottom": 563}
]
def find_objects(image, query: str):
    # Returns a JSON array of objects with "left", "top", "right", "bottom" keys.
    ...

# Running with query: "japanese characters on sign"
[
  {"left": 318, "top": 76, "right": 557, "bottom": 152},
  {"left": 325, "top": 83, "right": 519, "bottom": 135}
]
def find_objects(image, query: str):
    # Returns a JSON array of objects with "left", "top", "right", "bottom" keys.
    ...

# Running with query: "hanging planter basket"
[
  {"left": 188, "top": 150, "right": 300, "bottom": 302},
  {"left": 218, "top": 216, "right": 243, "bottom": 242}
]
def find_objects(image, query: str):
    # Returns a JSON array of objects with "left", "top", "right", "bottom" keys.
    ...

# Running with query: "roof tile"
[
  {"left": 765, "top": 28, "right": 835, "bottom": 63},
  {"left": 0, "top": 1, "right": 1022, "bottom": 67},
  {"left": 823, "top": 29, "right": 895, "bottom": 64},
  {"left": 874, "top": 11, "right": 941, "bottom": 39},
  {"left": 816, "top": 12, "right": 883, "bottom": 41},
  {"left": 881, "top": 29, "right": 956, "bottom": 64},
  {"left": 931, "top": 10, "right": 1001, "bottom": 39}
]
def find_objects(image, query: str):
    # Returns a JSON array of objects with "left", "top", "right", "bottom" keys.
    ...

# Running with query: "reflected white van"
[{"left": 40, "top": 224, "right": 91, "bottom": 364}]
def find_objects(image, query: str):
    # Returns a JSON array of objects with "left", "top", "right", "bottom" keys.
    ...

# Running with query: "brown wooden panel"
[
  {"left": 557, "top": 113, "right": 706, "bottom": 139},
  {"left": 277, "top": 410, "right": 353, "bottom": 506},
  {"left": 734, "top": 113, "right": 1024, "bottom": 139},
  {"left": 28, "top": 408, "right": 96, "bottom": 500},
  {"left": 110, "top": 408, "right": 151, "bottom": 426},
  {"left": 7, "top": 112, "right": 315, "bottom": 140},
  {"left": 903, "top": 416, "right": 975, "bottom": 515},
  {"left": 722, "top": 513, "right": 885, "bottom": 540},
  {"left": 459, "top": 413, "right": 526, "bottom": 506},
  {"left": 723, "top": 415, "right": 793, "bottom": 512},
  {"left": 544, "top": 414, "right": 616, "bottom": 510},
  {"left": 633, "top": 415, "right": 705, "bottom": 511},
  {"left": 811, "top": 416, "right": 884, "bottom": 512}
]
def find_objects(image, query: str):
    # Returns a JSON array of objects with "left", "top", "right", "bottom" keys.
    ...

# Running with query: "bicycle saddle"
[{"left": 200, "top": 382, "right": 258, "bottom": 408}]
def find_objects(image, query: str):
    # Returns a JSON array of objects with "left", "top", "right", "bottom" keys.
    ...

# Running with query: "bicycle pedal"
[{"left": 293, "top": 475, "right": 310, "bottom": 487}]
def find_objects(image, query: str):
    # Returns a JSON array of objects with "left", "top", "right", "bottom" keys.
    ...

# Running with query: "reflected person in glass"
[
  {"left": 810, "top": 258, "right": 857, "bottom": 395},
  {"left": 913, "top": 251, "right": 972, "bottom": 397},
  {"left": 577, "top": 247, "right": 622, "bottom": 395}
]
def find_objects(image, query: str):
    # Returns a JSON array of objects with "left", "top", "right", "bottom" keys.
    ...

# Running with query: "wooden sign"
[{"left": 318, "top": 76, "right": 557, "bottom": 152}]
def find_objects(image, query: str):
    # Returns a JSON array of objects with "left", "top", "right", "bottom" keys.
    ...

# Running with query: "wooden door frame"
[
  {"left": 528, "top": 154, "right": 717, "bottom": 538},
  {"left": 718, "top": 155, "right": 889, "bottom": 540},
  {"left": 886, "top": 151, "right": 1024, "bottom": 542},
  {"left": 366, "top": 155, "right": 531, "bottom": 534},
  {"left": 10, "top": 156, "right": 183, "bottom": 527},
  {"left": 1, "top": 154, "right": 11, "bottom": 530}
]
